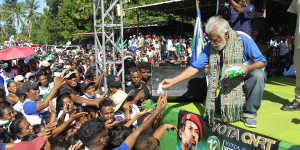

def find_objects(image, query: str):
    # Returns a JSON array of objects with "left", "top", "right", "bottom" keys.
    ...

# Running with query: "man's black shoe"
[{"left": 281, "top": 100, "right": 300, "bottom": 111}]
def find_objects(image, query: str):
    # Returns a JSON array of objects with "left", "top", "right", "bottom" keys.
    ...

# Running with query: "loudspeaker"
[{"left": 151, "top": 63, "right": 207, "bottom": 102}]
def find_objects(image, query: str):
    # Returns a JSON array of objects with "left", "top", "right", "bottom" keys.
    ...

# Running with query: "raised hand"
[
  {"left": 54, "top": 76, "right": 65, "bottom": 88},
  {"left": 156, "top": 92, "right": 168, "bottom": 113},
  {"left": 68, "top": 140, "right": 83, "bottom": 150},
  {"left": 136, "top": 109, "right": 153, "bottom": 118},
  {"left": 105, "top": 119, "right": 123, "bottom": 129},
  {"left": 70, "top": 112, "right": 88, "bottom": 120}
]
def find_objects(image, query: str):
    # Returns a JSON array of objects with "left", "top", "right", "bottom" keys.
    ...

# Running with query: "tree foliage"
[{"left": 0, "top": 0, "right": 183, "bottom": 45}]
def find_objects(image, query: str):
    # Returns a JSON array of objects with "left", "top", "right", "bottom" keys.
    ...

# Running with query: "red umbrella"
[{"left": 0, "top": 46, "right": 36, "bottom": 60}]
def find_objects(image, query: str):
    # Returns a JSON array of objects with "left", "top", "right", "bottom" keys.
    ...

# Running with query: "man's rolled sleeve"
[
  {"left": 240, "top": 33, "right": 267, "bottom": 66},
  {"left": 190, "top": 44, "right": 210, "bottom": 71},
  {"left": 23, "top": 101, "right": 38, "bottom": 115}
]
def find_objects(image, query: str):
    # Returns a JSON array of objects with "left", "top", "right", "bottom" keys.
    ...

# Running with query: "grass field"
[{"left": 146, "top": 76, "right": 300, "bottom": 149}]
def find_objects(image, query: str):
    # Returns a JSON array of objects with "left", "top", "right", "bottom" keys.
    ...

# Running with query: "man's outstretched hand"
[{"left": 160, "top": 78, "right": 175, "bottom": 89}]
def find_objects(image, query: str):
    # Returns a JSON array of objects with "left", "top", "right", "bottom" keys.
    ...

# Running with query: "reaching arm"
[
  {"left": 123, "top": 92, "right": 168, "bottom": 149},
  {"left": 95, "top": 71, "right": 106, "bottom": 88},
  {"left": 48, "top": 101, "right": 57, "bottom": 123},
  {"left": 161, "top": 66, "right": 199, "bottom": 89},
  {"left": 245, "top": 61, "right": 264, "bottom": 74},
  {"left": 124, "top": 109, "right": 153, "bottom": 128},
  {"left": 70, "top": 90, "right": 107, "bottom": 107},
  {"left": 153, "top": 124, "right": 177, "bottom": 140},
  {"left": 36, "top": 77, "right": 65, "bottom": 112},
  {"left": 52, "top": 112, "right": 88, "bottom": 137}
]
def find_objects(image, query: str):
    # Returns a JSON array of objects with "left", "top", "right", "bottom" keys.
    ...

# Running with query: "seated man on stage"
[{"left": 161, "top": 16, "right": 266, "bottom": 128}]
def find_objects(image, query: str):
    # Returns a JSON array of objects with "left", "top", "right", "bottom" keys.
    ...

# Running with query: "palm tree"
[
  {"left": 14, "top": 2, "right": 26, "bottom": 34},
  {"left": 24, "top": 0, "right": 40, "bottom": 40},
  {"left": 0, "top": 1, "right": 16, "bottom": 39}
]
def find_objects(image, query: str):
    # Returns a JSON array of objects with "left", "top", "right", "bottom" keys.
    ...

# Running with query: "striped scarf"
[{"left": 205, "top": 30, "right": 246, "bottom": 124}]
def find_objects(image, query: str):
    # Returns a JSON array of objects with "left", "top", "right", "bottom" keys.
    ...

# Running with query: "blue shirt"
[
  {"left": 23, "top": 100, "right": 48, "bottom": 118},
  {"left": 230, "top": 4, "right": 255, "bottom": 35},
  {"left": 279, "top": 42, "right": 289, "bottom": 56},
  {"left": 190, "top": 31, "right": 267, "bottom": 71},
  {"left": 1, "top": 143, "right": 6, "bottom": 150},
  {"left": 113, "top": 142, "right": 129, "bottom": 150}
]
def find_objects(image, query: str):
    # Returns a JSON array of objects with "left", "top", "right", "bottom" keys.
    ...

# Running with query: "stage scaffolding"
[{"left": 93, "top": 0, "right": 125, "bottom": 90}]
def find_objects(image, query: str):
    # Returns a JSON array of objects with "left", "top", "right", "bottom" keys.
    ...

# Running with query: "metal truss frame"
[{"left": 93, "top": 0, "right": 125, "bottom": 90}]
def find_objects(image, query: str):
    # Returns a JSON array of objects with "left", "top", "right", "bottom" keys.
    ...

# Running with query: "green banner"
[{"left": 177, "top": 110, "right": 280, "bottom": 150}]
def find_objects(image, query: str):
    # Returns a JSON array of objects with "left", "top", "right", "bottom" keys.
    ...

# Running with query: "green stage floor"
[{"left": 146, "top": 76, "right": 300, "bottom": 150}]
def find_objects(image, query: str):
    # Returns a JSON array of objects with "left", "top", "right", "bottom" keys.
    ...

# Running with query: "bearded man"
[{"left": 161, "top": 16, "right": 266, "bottom": 128}]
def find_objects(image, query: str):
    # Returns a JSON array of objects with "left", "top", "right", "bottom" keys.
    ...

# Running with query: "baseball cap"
[
  {"left": 16, "top": 87, "right": 26, "bottom": 97},
  {"left": 14, "top": 75, "right": 24, "bottom": 82},
  {"left": 181, "top": 113, "right": 203, "bottom": 139},
  {"left": 61, "top": 69, "right": 76, "bottom": 80},
  {"left": 21, "top": 81, "right": 39, "bottom": 92}
]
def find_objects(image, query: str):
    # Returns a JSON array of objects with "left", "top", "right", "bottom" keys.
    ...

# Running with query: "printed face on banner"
[
  {"left": 179, "top": 120, "right": 199, "bottom": 150},
  {"left": 177, "top": 110, "right": 280, "bottom": 150}
]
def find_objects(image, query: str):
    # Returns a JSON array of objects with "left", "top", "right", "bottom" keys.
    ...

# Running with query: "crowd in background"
[{"left": 0, "top": 48, "right": 178, "bottom": 150}]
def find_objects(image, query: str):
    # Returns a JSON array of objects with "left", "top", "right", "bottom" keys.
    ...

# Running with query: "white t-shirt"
[
  {"left": 57, "top": 110, "right": 70, "bottom": 122},
  {"left": 22, "top": 99, "right": 49, "bottom": 125},
  {"left": 39, "top": 82, "right": 54, "bottom": 97},
  {"left": 13, "top": 101, "right": 24, "bottom": 113}
]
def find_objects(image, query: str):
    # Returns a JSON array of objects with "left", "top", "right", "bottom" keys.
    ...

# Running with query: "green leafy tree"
[
  {"left": 24, "top": 0, "right": 40, "bottom": 40},
  {"left": 57, "top": 0, "right": 93, "bottom": 44}
]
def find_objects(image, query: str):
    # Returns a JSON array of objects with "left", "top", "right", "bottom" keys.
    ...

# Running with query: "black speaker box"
[{"left": 151, "top": 63, "right": 207, "bottom": 102}]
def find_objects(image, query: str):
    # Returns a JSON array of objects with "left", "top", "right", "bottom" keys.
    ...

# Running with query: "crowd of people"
[
  {"left": 0, "top": 47, "right": 178, "bottom": 150},
  {"left": 122, "top": 34, "right": 208, "bottom": 68},
  {"left": 0, "top": 0, "right": 298, "bottom": 149}
]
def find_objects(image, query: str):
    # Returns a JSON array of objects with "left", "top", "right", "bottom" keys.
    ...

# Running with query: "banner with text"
[{"left": 177, "top": 110, "right": 280, "bottom": 150}]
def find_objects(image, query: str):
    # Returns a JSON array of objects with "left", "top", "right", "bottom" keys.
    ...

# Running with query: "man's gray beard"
[{"left": 184, "top": 143, "right": 197, "bottom": 150}]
